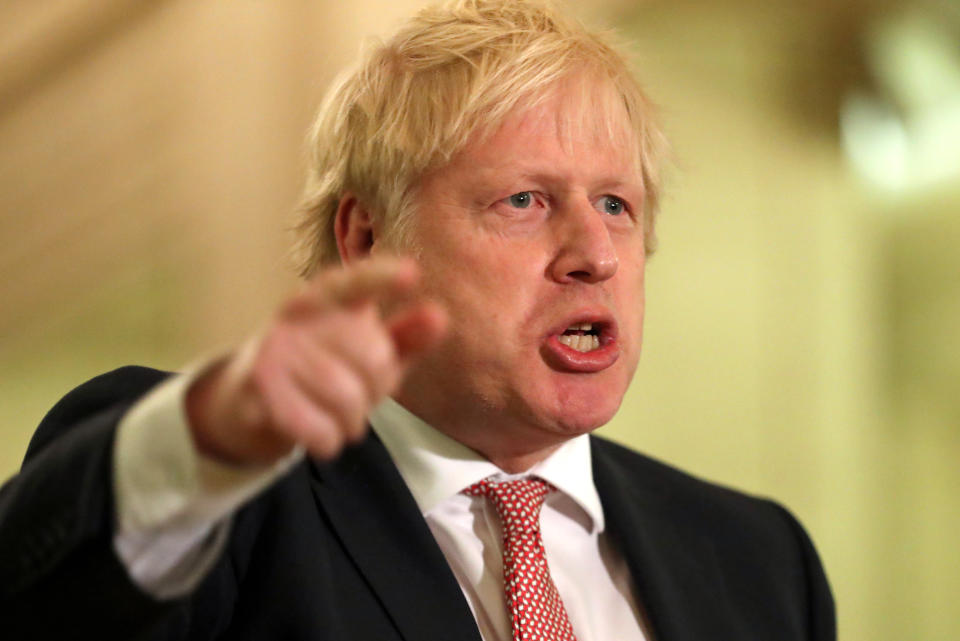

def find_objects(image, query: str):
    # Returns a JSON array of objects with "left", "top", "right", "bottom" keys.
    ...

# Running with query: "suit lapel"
[
  {"left": 308, "top": 433, "right": 483, "bottom": 641},
  {"left": 592, "top": 440, "right": 742, "bottom": 641},
  {"left": 308, "top": 429, "right": 742, "bottom": 641}
]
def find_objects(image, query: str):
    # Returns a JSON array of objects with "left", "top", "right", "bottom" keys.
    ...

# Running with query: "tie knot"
[{"left": 463, "top": 477, "right": 554, "bottom": 532}]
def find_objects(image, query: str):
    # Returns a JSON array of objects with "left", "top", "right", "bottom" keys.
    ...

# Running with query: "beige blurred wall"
[
  {"left": 2, "top": 1, "right": 958, "bottom": 640},
  {"left": 0, "top": 0, "right": 434, "bottom": 466},
  {"left": 596, "top": 2, "right": 960, "bottom": 640}
]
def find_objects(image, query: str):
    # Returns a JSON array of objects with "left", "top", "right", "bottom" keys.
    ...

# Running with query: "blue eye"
[
  {"left": 507, "top": 192, "right": 533, "bottom": 208},
  {"left": 594, "top": 195, "right": 626, "bottom": 216}
]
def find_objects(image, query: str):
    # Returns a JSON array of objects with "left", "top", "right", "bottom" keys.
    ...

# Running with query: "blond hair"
[{"left": 294, "top": 0, "right": 666, "bottom": 276}]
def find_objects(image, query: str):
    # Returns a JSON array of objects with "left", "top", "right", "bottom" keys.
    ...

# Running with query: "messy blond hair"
[{"left": 294, "top": 0, "right": 666, "bottom": 276}]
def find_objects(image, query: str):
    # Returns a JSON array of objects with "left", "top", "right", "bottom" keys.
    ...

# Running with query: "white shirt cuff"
[{"left": 112, "top": 364, "right": 303, "bottom": 598}]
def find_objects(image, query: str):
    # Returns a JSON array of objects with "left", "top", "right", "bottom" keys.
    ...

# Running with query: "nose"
[{"left": 548, "top": 199, "right": 618, "bottom": 284}]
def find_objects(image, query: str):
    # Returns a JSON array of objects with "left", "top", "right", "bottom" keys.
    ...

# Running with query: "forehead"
[{"left": 445, "top": 80, "right": 642, "bottom": 182}]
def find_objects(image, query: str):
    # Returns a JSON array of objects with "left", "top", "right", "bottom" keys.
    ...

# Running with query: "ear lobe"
[{"left": 334, "top": 193, "right": 375, "bottom": 263}]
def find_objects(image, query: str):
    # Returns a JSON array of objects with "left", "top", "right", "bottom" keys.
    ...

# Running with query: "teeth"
[
  {"left": 558, "top": 333, "right": 601, "bottom": 352},
  {"left": 565, "top": 322, "right": 595, "bottom": 332}
]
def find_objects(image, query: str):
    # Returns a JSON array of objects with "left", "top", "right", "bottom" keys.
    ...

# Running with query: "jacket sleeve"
[{"left": 0, "top": 366, "right": 178, "bottom": 640}]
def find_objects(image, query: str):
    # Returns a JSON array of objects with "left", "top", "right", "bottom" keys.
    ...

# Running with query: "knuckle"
[
  {"left": 249, "top": 354, "right": 281, "bottom": 401},
  {"left": 309, "top": 359, "right": 369, "bottom": 433},
  {"left": 334, "top": 373, "right": 370, "bottom": 422},
  {"left": 366, "top": 333, "right": 398, "bottom": 378},
  {"left": 283, "top": 403, "right": 316, "bottom": 435},
  {"left": 308, "top": 425, "right": 345, "bottom": 460}
]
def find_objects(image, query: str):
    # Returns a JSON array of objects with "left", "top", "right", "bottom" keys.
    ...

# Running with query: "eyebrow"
[{"left": 512, "top": 170, "right": 644, "bottom": 196}]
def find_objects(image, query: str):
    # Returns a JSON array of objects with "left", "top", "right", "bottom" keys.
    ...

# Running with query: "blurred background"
[{"left": 1, "top": 0, "right": 957, "bottom": 638}]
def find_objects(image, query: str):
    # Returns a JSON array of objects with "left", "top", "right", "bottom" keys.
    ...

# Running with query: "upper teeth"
[{"left": 568, "top": 322, "right": 593, "bottom": 331}]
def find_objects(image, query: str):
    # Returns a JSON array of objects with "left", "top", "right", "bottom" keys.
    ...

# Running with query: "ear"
[{"left": 334, "top": 192, "right": 375, "bottom": 264}]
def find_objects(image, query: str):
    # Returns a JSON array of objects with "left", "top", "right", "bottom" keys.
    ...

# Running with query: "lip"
[{"left": 541, "top": 310, "right": 619, "bottom": 373}]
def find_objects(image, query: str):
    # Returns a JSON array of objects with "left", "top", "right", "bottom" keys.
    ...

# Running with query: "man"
[{"left": 0, "top": 1, "right": 834, "bottom": 639}]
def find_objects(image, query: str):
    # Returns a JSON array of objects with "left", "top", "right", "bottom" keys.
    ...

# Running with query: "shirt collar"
[{"left": 368, "top": 397, "right": 605, "bottom": 533}]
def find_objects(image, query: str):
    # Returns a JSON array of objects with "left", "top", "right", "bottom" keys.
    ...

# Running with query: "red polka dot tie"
[{"left": 464, "top": 477, "right": 578, "bottom": 641}]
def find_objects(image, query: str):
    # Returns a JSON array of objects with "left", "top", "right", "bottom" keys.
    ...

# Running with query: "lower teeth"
[{"left": 558, "top": 334, "right": 600, "bottom": 352}]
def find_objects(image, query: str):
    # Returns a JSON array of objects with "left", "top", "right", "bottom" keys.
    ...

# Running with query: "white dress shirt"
[
  {"left": 112, "top": 373, "right": 650, "bottom": 640},
  {"left": 369, "top": 398, "right": 650, "bottom": 641}
]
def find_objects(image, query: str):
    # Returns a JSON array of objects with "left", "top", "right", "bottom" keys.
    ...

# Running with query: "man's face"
[{"left": 392, "top": 86, "right": 647, "bottom": 468}]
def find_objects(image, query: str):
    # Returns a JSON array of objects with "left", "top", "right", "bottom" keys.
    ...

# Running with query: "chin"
[
  {"left": 544, "top": 366, "right": 630, "bottom": 425},
  {"left": 541, "top": 387, "right": 623, "bottom": 437}
]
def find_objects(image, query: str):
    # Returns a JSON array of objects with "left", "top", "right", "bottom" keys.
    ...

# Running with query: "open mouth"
[
  {"left": 557, "top": 322, "right": 601, "bottom": 352},
  {"left": 543, "top": 315, "right": 619, "bottom": 372}
]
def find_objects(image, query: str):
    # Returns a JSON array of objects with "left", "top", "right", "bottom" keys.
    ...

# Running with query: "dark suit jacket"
[{"left": 0, "top": 366, "right": 834, "bottom": 640}]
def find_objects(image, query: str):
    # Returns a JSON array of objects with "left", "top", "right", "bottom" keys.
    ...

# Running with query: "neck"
[
  {"left": 484, "top": 444, "right": 563, "bottom": 474},
  {"left": 391, "top": 394, "right": 568, "bottom": 474}
]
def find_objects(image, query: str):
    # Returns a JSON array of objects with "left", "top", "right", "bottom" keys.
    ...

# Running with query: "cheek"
[
  {"left": 429, "top": 239, "right": 545, "bottom": 311},
  {"left": 616, "top": 256, "right": 646, "bottom": 342}
]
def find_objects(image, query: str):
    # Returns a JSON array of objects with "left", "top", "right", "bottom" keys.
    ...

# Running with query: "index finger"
[{"left": 316, "top": 256, "right": 420, "bottom": 308}]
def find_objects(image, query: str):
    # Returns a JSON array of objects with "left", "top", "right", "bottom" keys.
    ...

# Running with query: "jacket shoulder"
[
  {"left": 591, "top": 434, "right": 776, "bottom": 514},
  {"left": 591, "top": 435, "right": 835, "bottom": 640},
  {"left": 26, "top": 366, "right": 173, "bottom": 461},
  {"left": 590, "top": 434, "right": 815, "bottom": 586}
]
